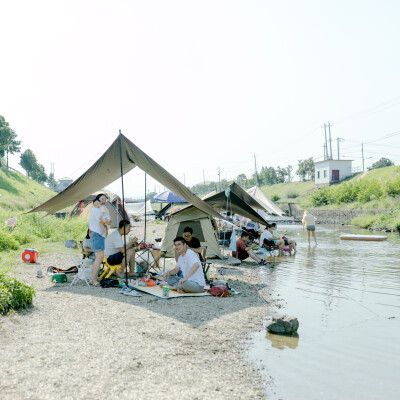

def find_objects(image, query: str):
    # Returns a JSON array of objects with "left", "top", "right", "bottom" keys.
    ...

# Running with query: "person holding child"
[
  {"left": 232, "top": 232, "right": 266, "bottom": 265},
  {"left": 89, "top": 193, "right": 108, "bottom": 286},
  {"left": 259, "top": 224, "right": 285, "bottom": 256}
]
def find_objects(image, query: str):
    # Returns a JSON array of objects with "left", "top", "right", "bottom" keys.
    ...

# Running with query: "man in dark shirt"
[{"left": 177, "top": 226, "right": 205, "bottom": 262}]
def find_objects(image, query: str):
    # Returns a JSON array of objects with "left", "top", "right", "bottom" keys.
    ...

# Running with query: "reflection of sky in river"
[{"left": 248, "top": 225, "right": 400, "bottom": 400}]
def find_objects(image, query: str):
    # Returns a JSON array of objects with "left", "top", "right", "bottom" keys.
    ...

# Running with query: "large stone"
[{"left": 266, "top": 315, "right": 299, "bottom": 335}]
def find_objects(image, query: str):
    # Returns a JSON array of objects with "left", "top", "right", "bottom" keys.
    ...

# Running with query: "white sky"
[{"left": 1, "top": 0, "right": 400, "bottom": 198}]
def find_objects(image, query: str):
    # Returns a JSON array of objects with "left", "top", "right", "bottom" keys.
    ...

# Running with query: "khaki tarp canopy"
[{"left": 28, "top": 134, "right": 224, "bottom": 220}]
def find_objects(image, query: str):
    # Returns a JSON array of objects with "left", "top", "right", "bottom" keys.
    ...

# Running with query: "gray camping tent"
[
  {"left": 161, "top": 207, "right": 221, "bottom": 258},
  {"left": 28, "top": 134, "right": 224, "bottom": 220}
]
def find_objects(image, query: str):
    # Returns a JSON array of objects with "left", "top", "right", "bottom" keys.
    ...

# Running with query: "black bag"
[{"left": 100, "top": 278, "right": 120, "bottom": 288}]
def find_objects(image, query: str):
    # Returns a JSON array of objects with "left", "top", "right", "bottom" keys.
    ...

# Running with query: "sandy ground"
[{"left": 0, "top": 223, "right": 274, "bottom": 400}]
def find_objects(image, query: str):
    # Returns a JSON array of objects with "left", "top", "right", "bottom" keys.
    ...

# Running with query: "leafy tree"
[
  {"left": 237, "top": 173, "right": 247, "bottom": 187},
  {"left": 297, "top": 158, "right": 315, "bottom": 181},
  {"left": 0, "top": 115, "right": 21, "bottom": 166},
  {"left": 276, "top": 166, "right": 286, "bottom": 183},
  {"left": 285, "top": 165, "right": 293, "bottom": 182},
  {"left": 368, "top": 158, "right": 394, "bottom": 170},
  {"left": 31, "top": 164, "right": 48, "bottom": 184},
  {"left": 260, "top": 166, "right": 277, "bottom": 185},
  {"left": 20, "top": 149, "right": 37, "bottom": 177},
  {"left": 47, "top": 172, "right": 58, "bottom": 190}
]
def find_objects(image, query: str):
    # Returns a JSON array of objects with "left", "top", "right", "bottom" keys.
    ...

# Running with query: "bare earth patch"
[{"left": 0, "top": 224, "right": 273, "bottom": 399}]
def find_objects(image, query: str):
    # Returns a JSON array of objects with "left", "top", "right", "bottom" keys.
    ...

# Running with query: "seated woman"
[
  {"left": 259, "top": 224, "right": 285, "bottom": 255},
  {"left": 82, "top": 229, "right": 96, "bottom": 260}
]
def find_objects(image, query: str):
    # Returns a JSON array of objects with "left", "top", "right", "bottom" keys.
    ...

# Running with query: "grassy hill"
[
  {"left": 0, "top": 168, "right": 55, "bottom": 216},
  {"left": 260, "top": 166, "right": 400, "bottom": 208}
]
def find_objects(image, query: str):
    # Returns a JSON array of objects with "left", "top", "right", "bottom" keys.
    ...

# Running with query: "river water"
[{"left": 247, "top": 224, "right": 400, "bottom": 400}]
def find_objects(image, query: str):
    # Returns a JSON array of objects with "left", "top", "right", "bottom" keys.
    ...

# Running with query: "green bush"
[
  {"left": 310, "top": 186, "right": 333, "bottom": 206},
  {"left": 0, "top": 229, "right": 19, "bottom": 251},
  {"left": 0, "top": 273, "right": 35, "bottom": 314},
  {"left": 287, "top": 191, "right": 299, "bottom": 199},
  {"left": 385, "top": 176, "right": 400, "bottom": 197},
  {"left": 271, "top": 194, "right": 280, "bottom": 202}
]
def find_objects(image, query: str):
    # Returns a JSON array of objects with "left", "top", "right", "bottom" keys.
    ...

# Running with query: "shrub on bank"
[
  {"left": 310, "top": 177, "right": 400, "bottom": 207},
  {"left": 0, "top": 273, "right": 35, "bottom": 314},
  {"left": 352, "top": 209, "right": 400, "bottom": 232}
]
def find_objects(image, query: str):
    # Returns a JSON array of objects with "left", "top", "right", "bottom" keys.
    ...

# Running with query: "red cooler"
[{"left": 22, "top": 248, "right": 39, "bottom": 263}]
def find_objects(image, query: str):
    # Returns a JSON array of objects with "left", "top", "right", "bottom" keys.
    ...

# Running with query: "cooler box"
[{"left": 22, "top": 248, "right": 39, "bottom": 263}]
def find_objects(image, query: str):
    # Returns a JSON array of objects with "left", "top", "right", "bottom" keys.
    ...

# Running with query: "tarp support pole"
[
  {"left": 144, "top": 172, "right": 147, "bottom": 242},
  {"left": 119, "top": 130, "right": 128, "bottom": 286}
]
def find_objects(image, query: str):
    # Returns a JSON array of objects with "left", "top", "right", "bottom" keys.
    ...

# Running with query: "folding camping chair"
[
  {"left": 200, "top": 247, "right": 212, "bottom": 283},
  {"left": 65, "top": 240, "right": 93, "bottom": 286},
  {"left": 99, "top": 256, "right": 122, "bottom": 279},
  {"left": 135, "top": 249, "right": 167, "bottom": 275}
]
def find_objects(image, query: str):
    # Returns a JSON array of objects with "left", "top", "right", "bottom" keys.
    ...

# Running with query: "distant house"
[
  {"left": 314, "top": 160, "right": 353, "bottom": 186},
  {"left": 57, "top": 177, "right": 73, "bottom": 192}
]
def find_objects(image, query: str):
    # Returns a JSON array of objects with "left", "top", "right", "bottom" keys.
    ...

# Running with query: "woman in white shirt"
[{"left": 302, "top": 210, "right": 317, "bottom": 245}]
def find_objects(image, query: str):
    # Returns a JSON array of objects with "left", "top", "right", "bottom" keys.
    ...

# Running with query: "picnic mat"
[
  {"left": 128, "top": 284, "right": 212, "bottom": 299},
  {"left": 128, "top": 284, "right": 241, "bottom": 299}
]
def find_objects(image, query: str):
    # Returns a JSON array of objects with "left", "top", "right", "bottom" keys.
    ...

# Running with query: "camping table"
[{"left": 135, "top": 248, "right": 166, "bottom": 274}]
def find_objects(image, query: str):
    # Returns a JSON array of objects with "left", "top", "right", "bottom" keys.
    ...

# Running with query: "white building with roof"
[{"left": 314, "top": 160, "right": 353, "bottom": 186}]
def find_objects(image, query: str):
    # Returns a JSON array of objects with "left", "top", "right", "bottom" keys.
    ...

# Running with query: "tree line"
[
  {"left": 0, "top": 115, "right": 56, "bottom": 187},
  {"left": 190, "top": 158, "right": 316, "bottom": 195}
]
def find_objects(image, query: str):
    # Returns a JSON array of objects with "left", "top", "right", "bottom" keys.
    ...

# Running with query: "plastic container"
[{"left": 22, "top": 248, "right": 39, "bottom": 263}]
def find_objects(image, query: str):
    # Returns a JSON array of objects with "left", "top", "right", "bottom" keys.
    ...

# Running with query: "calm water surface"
[{"left": 247, "top": 224, "right": 400, "bottom": 400}]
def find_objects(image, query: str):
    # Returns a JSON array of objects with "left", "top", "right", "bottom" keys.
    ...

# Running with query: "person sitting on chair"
[
  {"left": 104, "top": 220, "right": 138, "bottom": 278},
  {"left": 259, "top": 224, "right": 285, "bottom": 256},
  {"left": 82, "top": 229, "right": 95, "bottom": 260},
  {"left": 174, "top": 226, "right": 205, "bottom": 262},
  {"left": 232, "top": 232, "right": 265, "bottom": 265},
  {"left": 163, "top": 237, "right": 205, "bottom": 293},
  {"left": 271, "top": 222, "right": 296, "bottom": 254}
]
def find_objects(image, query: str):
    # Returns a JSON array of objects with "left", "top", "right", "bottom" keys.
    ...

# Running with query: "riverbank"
[{"left": 0, "top": 224, "right": 273, "bottom": 399}]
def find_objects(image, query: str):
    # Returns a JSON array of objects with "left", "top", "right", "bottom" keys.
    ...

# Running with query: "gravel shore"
[{"left": 0, "top": 223, "right": 273, "bottom": 399}]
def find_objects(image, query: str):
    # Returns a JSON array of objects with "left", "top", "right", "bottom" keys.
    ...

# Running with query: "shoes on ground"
[
  {"left": 259, "top": 260, "right": 266, "bottom": 266},
  {"left": 36, "top": 269, "right": 43, "bottom": 278},
  {"left": 124, "top": 289, "right": 141, "bottom": 297}
]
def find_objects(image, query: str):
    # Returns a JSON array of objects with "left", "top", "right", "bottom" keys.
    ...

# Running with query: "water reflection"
[
  {"left": 248, "top": 225, "right": 400, "bottom": 400},
  {"left": 266, "top": 332, "right": 299, "bottom": 350}
]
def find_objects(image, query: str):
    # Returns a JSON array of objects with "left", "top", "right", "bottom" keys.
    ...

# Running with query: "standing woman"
[
  {"left": 302, "top": 210, "right": 317, "bottom": 245},
  {"left": 89, "top": 193, "right": 108, "bottom": 285}
]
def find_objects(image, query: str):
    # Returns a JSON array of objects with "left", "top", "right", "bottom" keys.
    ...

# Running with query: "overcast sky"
[{"left": 1, "top": 0, "right": 399, "bottom": 198}]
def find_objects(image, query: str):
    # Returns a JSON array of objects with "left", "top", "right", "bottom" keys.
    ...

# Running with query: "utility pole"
[
  {"left": 254, "top": 154, "right": 259, "bottom": 186},
  {"left": 362, "top": 143, "right": 365, "bottom": 172},
  {"left": 183, "top": 173, "right": 186, "bottom": 186},
  {"left": 203, "top": 170, "right": 206, "bottom": 186},
  {"left": 217, "top": 167, "right": 221, "bottom": 191},
  {"left": 328, "top": 122, "right": 333, "bottom": 159},
  {"left": 323, "top": 123, "right": 328, "bottom": 160},
  {"left": 336, "top": 138, "right": 344, "bottom": 160}
]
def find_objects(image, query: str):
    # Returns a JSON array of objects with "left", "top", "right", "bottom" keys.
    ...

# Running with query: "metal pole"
[
  {"left": 328, "top": 122, "right": 333, "bottom": 159},
  {"left": 362, "top": 143, "right": 365, "bottom": 172},
  {"left": 144, "top": 172, "right": 147, "bottom": 242},
  {"left": 323, "top": 123, "right": 328, "bottom": 160},
  {"left": 119, "top": 130, "right": 128, "bottom": 286}
]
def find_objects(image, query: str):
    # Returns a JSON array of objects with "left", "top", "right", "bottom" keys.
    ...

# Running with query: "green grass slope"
[{"left": 0, "top": 168, "right": 55, "bottom": 216}]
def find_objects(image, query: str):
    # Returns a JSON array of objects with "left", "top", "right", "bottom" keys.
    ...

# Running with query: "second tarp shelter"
[
  {"left": 202, "top": 183, "right": 269, "bottom": 225},
  {"left": 161, "top": 206, "right": 221, "bottom": 258},
  {"left": 246, "top": 185, "right": 285, "bottom": 217},
  {"left": 124, "top": 200, "right": 154, "bottom": 218}
]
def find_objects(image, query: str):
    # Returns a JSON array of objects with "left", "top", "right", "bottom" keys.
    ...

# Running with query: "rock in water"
[{"left": 266, "top": 315, "right": 299, "bottom": 335}]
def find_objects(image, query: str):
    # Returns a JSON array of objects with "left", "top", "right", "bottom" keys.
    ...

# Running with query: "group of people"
[
  {"left": 85, "top": 194, "right": 206, "bottom": 293},
  {"left": 86, "top": 193, "right": 138, "bottom": 286},
  {"left": 85, "top": 192, "right": 317, "bottom": 291}
]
